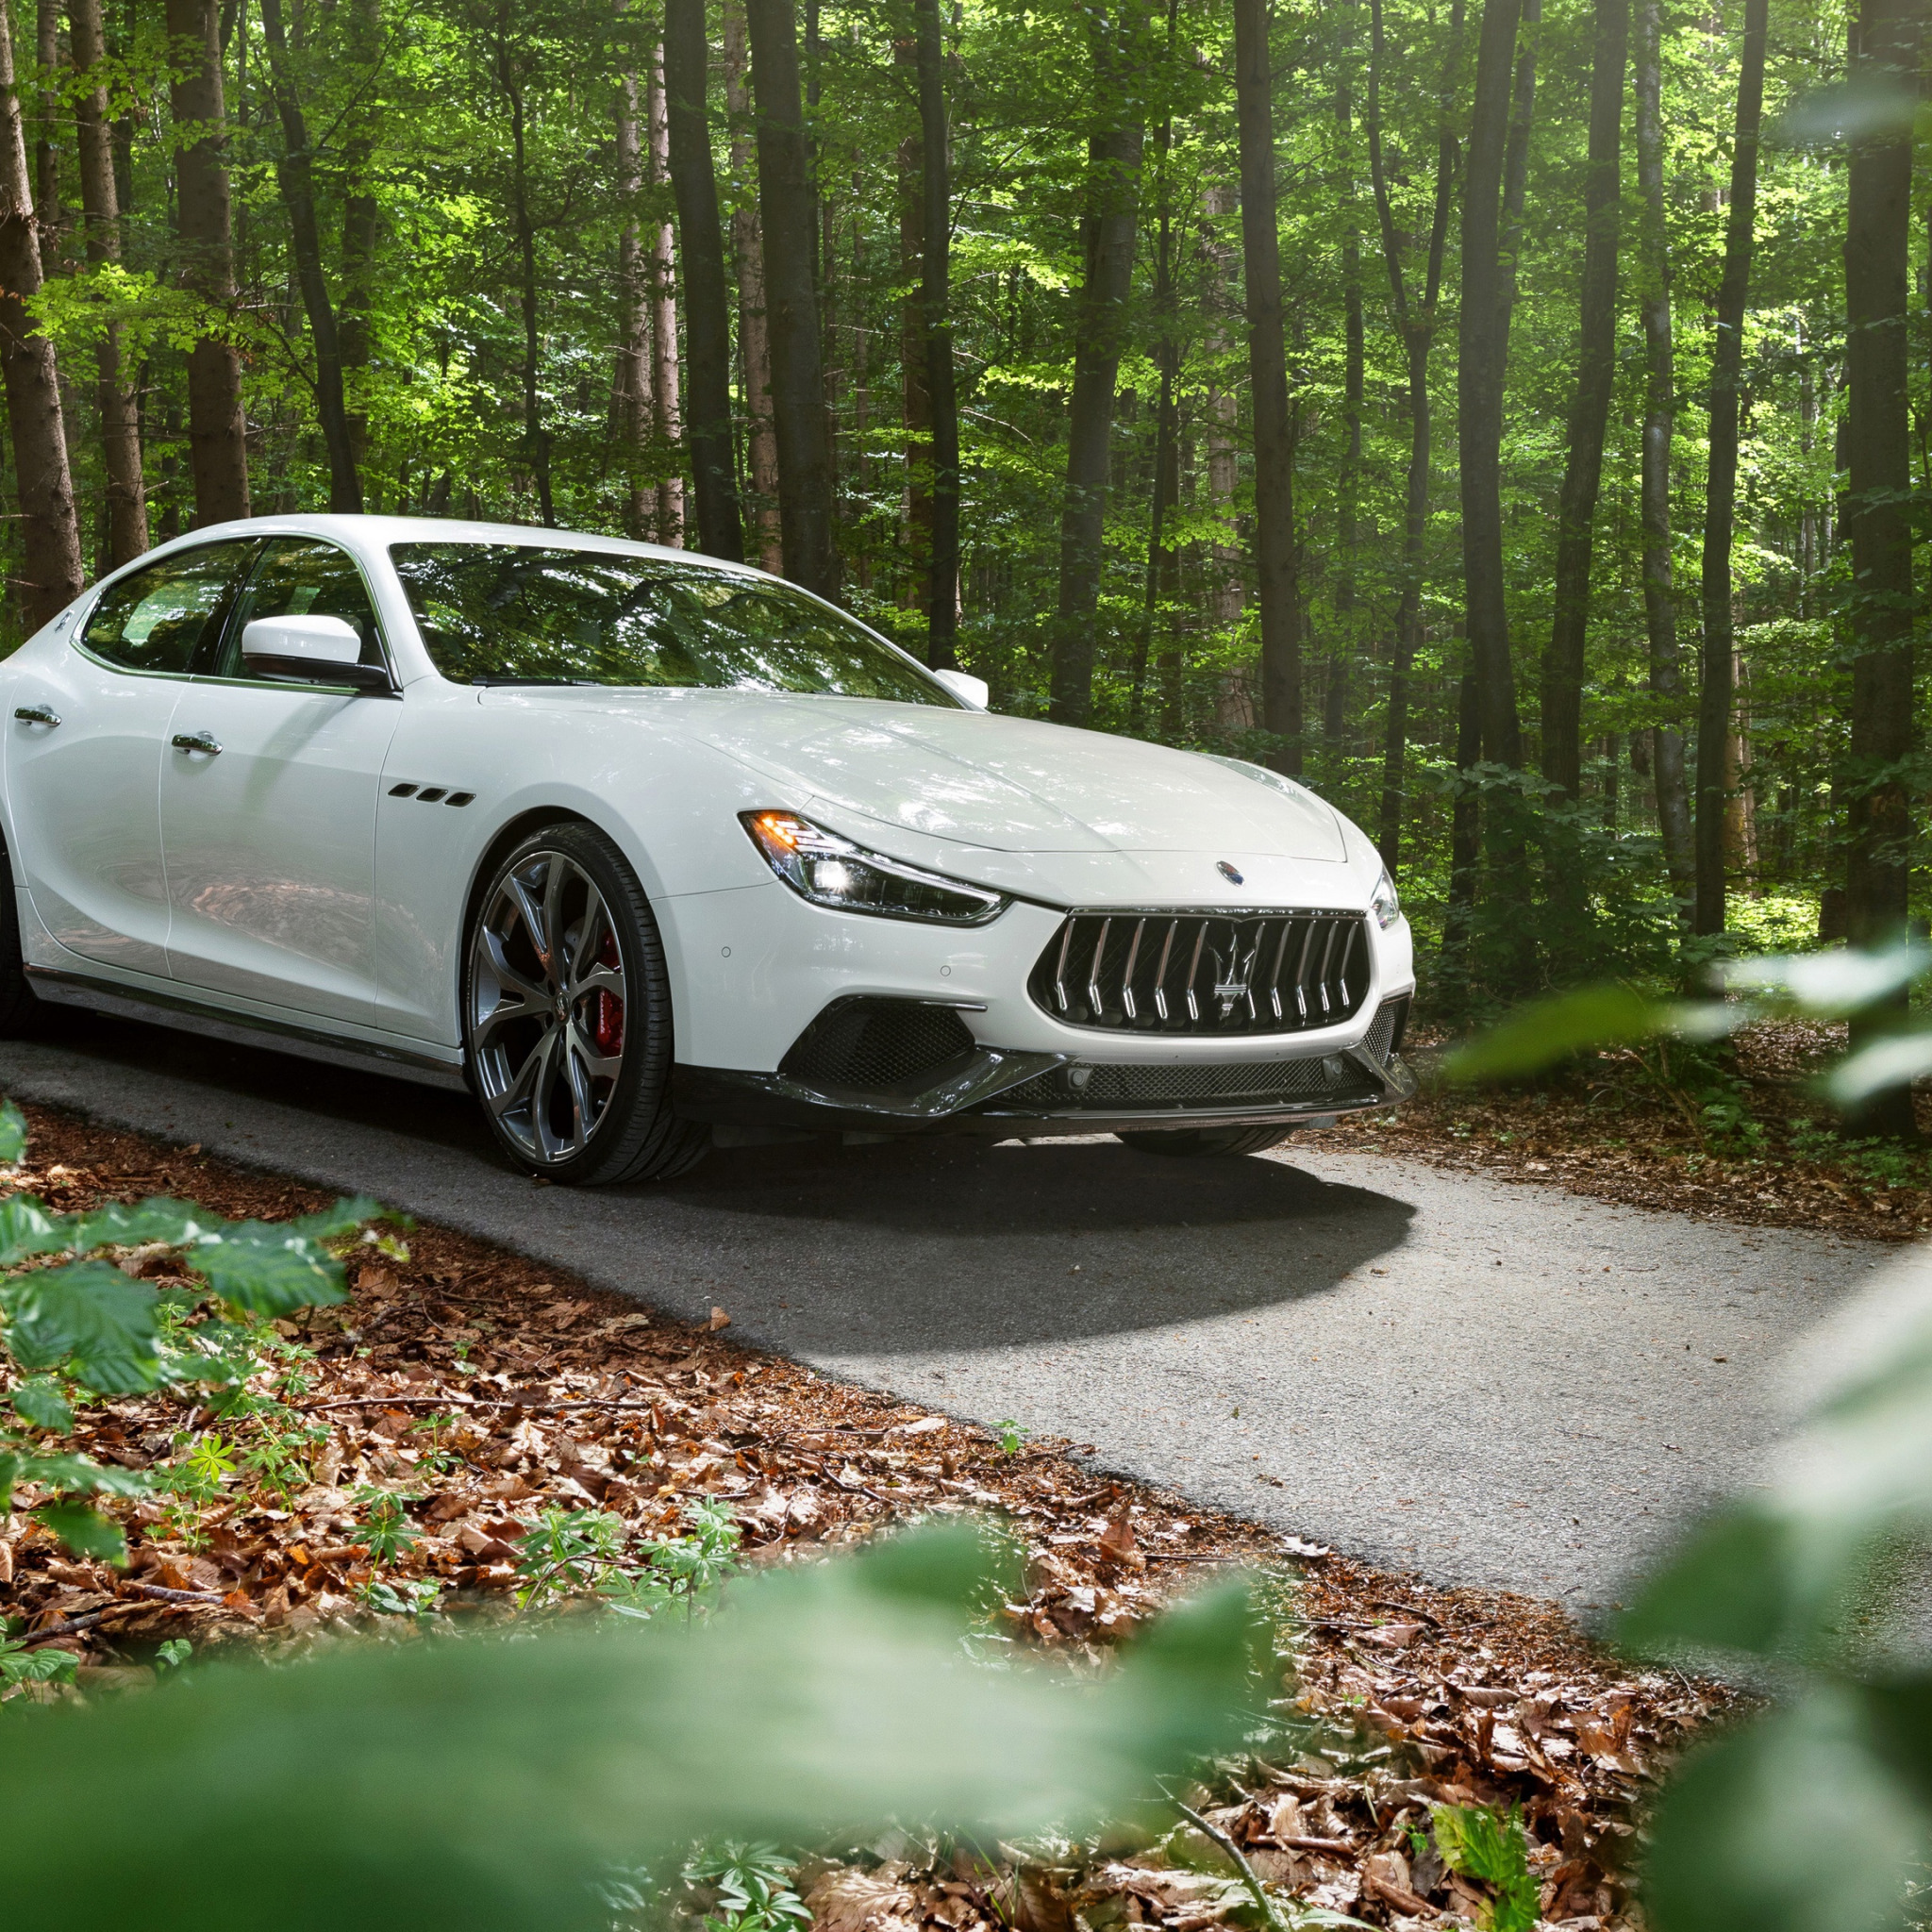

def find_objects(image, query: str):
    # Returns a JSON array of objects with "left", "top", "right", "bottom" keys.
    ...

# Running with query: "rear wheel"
[
  {"left": 1115, "top": 1124, "right": 1297, "bottom": 1158},
  {"left": 463, "top": 824, "right": 709, "bottom": 1185}
]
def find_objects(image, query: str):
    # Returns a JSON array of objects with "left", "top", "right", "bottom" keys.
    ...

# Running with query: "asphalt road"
[{"left": 0, "top": 1007, "right": 1890, "bottom": 1609}]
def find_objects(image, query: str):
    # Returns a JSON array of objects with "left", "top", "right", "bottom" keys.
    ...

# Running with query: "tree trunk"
[
  {"left": 0, "top": 0, "right": 78, "bottom": 627},
  {"left": 34, "top": 0, "right": 59, "bottom": 277},
  {"left": 1047, "top": 7, "right": 1144, "bottom": 726},
  {"left": 1233, "top": 0, "right": 1301, "bottom": 772},
  {"left": 1457, "top": 0, "right": 1523, "bottom": 774},
  {"left": 724, "top": 0, "right": 780, "bottom": 571},
  {"left": 913, "top": 0, "right": 958, "bottom": 669},
  {"left": 1329, "top": 40, "right": 1362, "bottom": 756},
  {"left": 259, "top": 0, "right": 360, "bottom": 513},
  {"left": 1541, "top": 0, "right": 1627, "bottom": 804},
  {"left": 71, "top": 0, "right": 145, "bottom": 566},
  {"left": 663, "top": 0, "right": 743, "bottom": 562},
  {"left": 166, "top": 0, "right": 248, "bottom": 525},
  {"left": 744, "top": 0, "right": 837, "bottom": 598},
  {"left": 1201, "top": 177, "right": 1248, "bottom": 732},
  {"left": 1368, "top": 0, "right": 1459, "bottom": 874},
  {"left": 1634, "top": 0, "right": 1692, "bottom": 898},
  {"left": 613, "top": 69, "right": 655, "bottom": 541},
  {"left": 496, "top": 38, "right": 552, "bottom": 526},
  {"left": 338, "top": 0, "right": 380, "bottom": 491},
  {"left": 897, "top": 111, "right": 932, "bottom": 620},
  {"left": 647, "top": 43, "right": 685, "bottom": 546},
  {"left": 1691, "top": 0, "right": 1767, "bottom": 935},
  {"left": 1842, "top": 0, "right": 1919, "bottom": 1135}
]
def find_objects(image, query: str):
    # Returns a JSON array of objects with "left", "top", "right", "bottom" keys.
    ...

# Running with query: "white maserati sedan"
[{"left": 0, "top": 517, "right": 1415, "bottom": 1184}]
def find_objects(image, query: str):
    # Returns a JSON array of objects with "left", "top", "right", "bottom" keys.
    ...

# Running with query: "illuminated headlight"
[
  {"left": 1371, "top": 867, "right": 1402, "bottom": 930},
  {"left": 741, "top": 810, "right": 1008, "bottom": 926}
]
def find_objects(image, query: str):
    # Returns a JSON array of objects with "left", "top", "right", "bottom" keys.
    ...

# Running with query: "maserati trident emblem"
[
  {"left": 1210, "top": 931, "right": 1261, "bottom": 1021},
  {"left": 1217, "top": 860, "right": 1244, "bottom": 885}
]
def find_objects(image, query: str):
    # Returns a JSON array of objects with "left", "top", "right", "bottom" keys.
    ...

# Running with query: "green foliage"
[
  {"left": 0, "top": 1633, "right": 78, "bottom": 1690},
  {"left": 354, "top": 1488, "right": 422, "bottom": 1565},
  {"left": 1429, "top": 1805, "right": 1541, "bottom": 1932},
  {"left": 995, "top": 1418, "right": 1031, "bottom": 1457},
  {"left": 0, "top": 1521, "right": 1265, "bottom": 1932},
  {"left": 682, "top": 1841, "right": 814, "bottom": 1932}
]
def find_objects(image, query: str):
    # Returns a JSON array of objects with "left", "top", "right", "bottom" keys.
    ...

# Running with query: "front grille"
[
  {"left": 781, "top": 998, "right": 975, "bottom": 1091},
  {"left": 1029, "top": 910, "right": 1372, "bottom": 1036},
  {"left": 992, "top": 1054, "right": 1377, "bottom": 1114}
]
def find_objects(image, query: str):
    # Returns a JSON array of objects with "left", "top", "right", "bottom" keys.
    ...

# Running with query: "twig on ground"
[{"left": 1174, "top": 1799, "right": 1296, "bottom": 1932}]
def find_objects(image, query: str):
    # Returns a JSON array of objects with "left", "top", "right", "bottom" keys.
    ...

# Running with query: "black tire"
[
  {"left": 462, "top": 822, "right": 710, "bottom": 1186},
  {"left": 1115, "top": 1124, "right": 1297, "bottom": 1158},
  {"left": 0, "top": 840, "right": 41, "bottom": 1038}
]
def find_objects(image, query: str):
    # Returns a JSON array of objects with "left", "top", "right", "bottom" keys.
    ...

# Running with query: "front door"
[
  {"left": 8, "top": 541, "right": 257, "bottom": 978},
  {"left": 159, "top": 538, "right": 402, "bottom": 1024}
]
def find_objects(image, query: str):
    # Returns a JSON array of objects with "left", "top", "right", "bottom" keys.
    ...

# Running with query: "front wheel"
[
  {"left": 463, "top": 824, "right": 709, "bottom": 1185},
  {"left": 1115, "top": 1124, "right": 1297, "bottom": 1158}
]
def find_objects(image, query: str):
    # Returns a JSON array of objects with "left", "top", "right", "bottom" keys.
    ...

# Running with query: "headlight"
[
  {"left": 1371, "top": 867, "right": 1402, "bottom": 929},
  {"left": 742, "top": 810, "right": 1008, "bottom": 925}
]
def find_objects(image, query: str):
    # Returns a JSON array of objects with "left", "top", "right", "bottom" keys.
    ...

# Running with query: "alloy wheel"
[{"left": 469, "top": 849, "right": 628, "bottom": 1166}]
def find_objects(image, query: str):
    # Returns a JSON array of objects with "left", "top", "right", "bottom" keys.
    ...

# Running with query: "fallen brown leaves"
[
  {"left": 1332, "top": 1020, "right": 1931, "bottom": 1244},
  {"left": 0, "top": 1102, "right": 1728, "bottom": 1931}
]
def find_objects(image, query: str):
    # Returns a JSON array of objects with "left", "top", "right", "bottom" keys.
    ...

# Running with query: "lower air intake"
[{"left": 781, "top": 998, "right": 976, "bottom": 1091}]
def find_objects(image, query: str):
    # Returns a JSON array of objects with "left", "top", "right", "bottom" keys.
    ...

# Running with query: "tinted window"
[
  {"left": 81, "top": 543, "right": 255, "bottom": 675},
  {"left": 221, "top": 539, "right": 387, "bottom": 678},
  {"left": 389, "top": 543, "right": 958, "bottom": 706}
]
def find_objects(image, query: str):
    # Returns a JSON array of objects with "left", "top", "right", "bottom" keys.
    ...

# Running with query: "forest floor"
[
  {"left": 0, "top": 1100, "right": 1728, "bottom": 1932},
  {"left": 1330, "top": 1020, "right": 1932, "bottom": 1245}
]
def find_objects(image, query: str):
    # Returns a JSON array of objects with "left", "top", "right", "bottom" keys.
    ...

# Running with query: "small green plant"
[
  {"left": 994, "top": 1418, "right": 1030, "bottom": 1457},
  {"left": 171, "top": 1432, "right": 238, "bottom": 1507},
  {"left": 1430, "top": 1804, "right": 1540, "bottom": 1932},
  {"left": 0, "top": 1631, "right": 77, "bottom": 1691},
  {"left": 359, "top": 1576, "right": 442, "bottom": 1619},
  {"left": 514, "top": 1505, "right": 628, "bottom": 1607},
  {"left": 683, "top": 1840, "right": 812, "bottom": 1932},
  {"left": 353, "top": 1488, "right": 422, "bottom": 1564},
  {"left": 154, "top": 1639, "right": 192, "bottom": 1672},
  {"left": 409, "top": 1410, "right": 468, "bottom": 1475}
]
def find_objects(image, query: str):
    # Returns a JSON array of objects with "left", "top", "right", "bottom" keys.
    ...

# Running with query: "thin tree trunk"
[
  {"left": 71, "top": 0, "right": 145, "bottom": 566},
  {"left": 647, "top": 43, "right": 684, "bottom": 546},
  {"left": 664, "top": 0, "right": 743, "bottom": 562},
  {"left": 724, "top": 0, "right": 779, "bottom": 571},
  {"left": 0, "top": 0, "right": 78, "bottom": 626},
  {"left": 1201, "top": 176, "right": 1248, "bottom": 732},
  {"left": 744, "top": 0, "right": 837, "bottom": 598},
  {"left": 1368, "top": 0, "right": 1459, "bottom": 873},
  {"left": 896, "top": 114, "right": 932, "bottom": 619},
  {"left": 34, "top": 0, "right": 59, "bottom": 276},
  {"left": 1541, "top": 0, "right": 1627, "bottom": 804},
  {"left": 1635, "top": 0, "right": 1692, "bottom": 898},
  {"left": 913, "top": 0, "right": 958, "bottom": 669},
  {"left": 1444, "top": 661, "right": 1482, "bottom": 954},
  {"left": 1691, "top": 0, "right": 1767, "bottom": 934},
  {"left": 1329, "top": 25, "right": 1362, "bottom": 756},
  {"left": 166, "top": 0, "right": 248, "bottom": 525},
  {"left": 339, "top": 0, "right": 379, "bottom": 491},
  {"left": 259, "top": 0, "right": 359, "bottom": 513},
  {"left": 1047, "top": 7, "right": 1144, "bottom": 725},
  {"left": 1233, "top": 0, "right": 1301, "bottom": 772},
  {"left": 1457, "top": 0, "right": 1523, "bottom": 773},
  {"left": 614, "top": 69, "right": 655, "bottom": 541},
  {"left": 1842, "top": 0, "right": 1918, "bottom": 1135}
]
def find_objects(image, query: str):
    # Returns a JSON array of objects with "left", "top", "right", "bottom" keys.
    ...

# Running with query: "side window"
[
  {"left": 220, "top": 540, "right": 388, "bottom": 680},
  {"left": 80, "top": 543, "right": 256, "bottom": 675}
]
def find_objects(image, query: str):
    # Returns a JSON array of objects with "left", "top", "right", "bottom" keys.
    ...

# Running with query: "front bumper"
[{"left": 672, "top": 993, "right": 1417, "bottom": 1140}]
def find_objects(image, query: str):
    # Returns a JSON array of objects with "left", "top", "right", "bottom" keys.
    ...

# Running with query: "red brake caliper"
[{"left": 591, "top": 931, "right": 625, "bottom": 1058}]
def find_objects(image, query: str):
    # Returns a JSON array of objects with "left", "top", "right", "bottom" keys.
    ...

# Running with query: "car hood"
[{"left": 675, "top": 692, "right": 1347, "bottom": 859}]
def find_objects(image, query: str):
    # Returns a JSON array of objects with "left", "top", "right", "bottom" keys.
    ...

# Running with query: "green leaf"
[
  {"left": 1721, "top": 941, "right": 1930, "bottom": 1017},
  {"left": 191, "top": 1223, "right": 348, "bottom": 1315},
  {"left": 33, "top": 1499, "right": 129, "bottom": 1566},
  {"left": 289, "top": 1196, "right": 393, "bottom": 1241},
  {"left": 1827, "top": 1028, "right": 1932, "bottom": 1107},
  {"left": 0, "top": 1635, "right": 76, "bottom": 1688},
  {"left": 0, "top": 1192, "right": 73, "bottom": 1266},
  {"left": 0, "top": 1259, "right": 163, "bottom": 1391},
  {"left": 1442, "top": 985, "right": 1715, "bottom": 1082},
  {"left": 0, "top": 1098, "right": 27, "bottom": 1166},
  {"left": 0, "top": 1523, "right": 1259, "bottom": 1932},
  {"left": 9, "top": 1377, "right": 74, "bottom": 1431},
  {"left": 73, "top": 1197, "right": 224, "bottom": 1253},
  {"left": 3, "top": 1449, "right": 155, "bottom": 1499},
  {"left": 1430, "top": 1806, "right": 1540, "bottom": 1932},
  {"left": 1643, "top": 1686, "right": 1927, "bottom": 1932},
  {"left": 1617, "top": 1503, "right": 1799, "bottom": 1660}
]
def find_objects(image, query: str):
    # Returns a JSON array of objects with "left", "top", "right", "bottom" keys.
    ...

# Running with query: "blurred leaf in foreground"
[
  {"left": 1441, "top": 984, "right": 1714, "bottom": 1082},
  {"left": 0, "top": 1521, "right": 1262, "bottom": 1932}
]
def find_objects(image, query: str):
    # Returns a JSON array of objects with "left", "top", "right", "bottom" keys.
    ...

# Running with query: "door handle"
[
  {"left": 13, "top": 704, "right": 59, "bottom": 727},
  {"left": 171, "top": 731, "right": 223, "bottom": 757}
]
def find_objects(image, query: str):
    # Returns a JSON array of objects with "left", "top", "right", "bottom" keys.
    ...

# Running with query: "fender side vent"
[{"left": 782, "top": 998, "right": 976, "bottom": 1091}]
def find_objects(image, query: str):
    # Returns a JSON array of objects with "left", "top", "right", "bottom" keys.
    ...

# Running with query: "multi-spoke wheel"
[
  {"left": 1115, "top": 1124, "right": 1297, "bottom": 1158},
  {"left": 463, "top": 824, "right": 709, "bottom": 1185}
]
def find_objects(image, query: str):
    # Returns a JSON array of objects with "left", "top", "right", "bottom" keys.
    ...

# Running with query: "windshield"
[{"left": 389, "top": 543, "right": 959, "bottom": 706}]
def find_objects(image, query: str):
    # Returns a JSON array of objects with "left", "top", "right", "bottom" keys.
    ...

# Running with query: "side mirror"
[
  {"left": 933, "top": 667, "right": 989, "bottom": 710},
  {"left": 241, "top": 615, "right": 391, "bottom": 692}
]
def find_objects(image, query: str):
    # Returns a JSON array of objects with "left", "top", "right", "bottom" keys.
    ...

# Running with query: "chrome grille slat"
[{"left": 1027, "top": 908, "right": 1374, "bottom": 1038}]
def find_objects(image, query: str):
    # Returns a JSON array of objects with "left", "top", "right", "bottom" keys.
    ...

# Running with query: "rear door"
[
  {"left": 158, "top": 538, "right": 402, "bottom": 1024},
  {"left": 7, "top": 541, "right": 256, "bottom": 977}
]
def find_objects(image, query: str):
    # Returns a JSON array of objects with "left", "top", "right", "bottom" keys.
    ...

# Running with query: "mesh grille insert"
[
  {"left": 993, "top": 1055, "right": 1377, "bottom": 1114},
  {"left": 781, "top": 999, "right": 976, "bottom": 1091},
  {"left": 1029, "top": 910, "right": 1373, "bottom": 1036}
]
